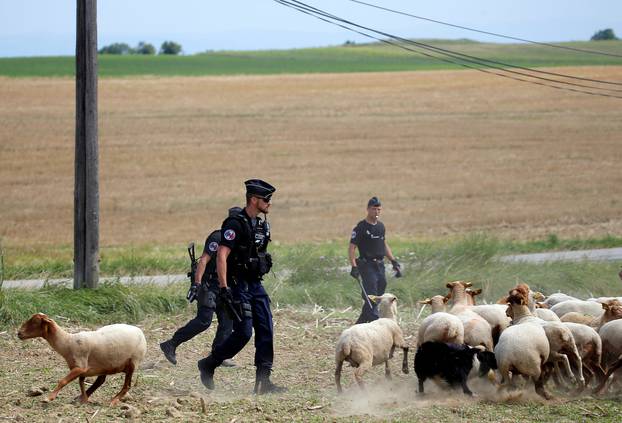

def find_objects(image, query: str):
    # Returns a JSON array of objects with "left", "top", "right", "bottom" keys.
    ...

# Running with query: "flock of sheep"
[
  {"left": 335, "top": 281, "right": 622, "bottom": 400},
  {"left": 14, "top": 280, "right": 622, "bottom": 407}
]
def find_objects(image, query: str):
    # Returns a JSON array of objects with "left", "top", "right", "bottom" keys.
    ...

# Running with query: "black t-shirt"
[
  {"left": 350, "top": 220, "right": 386, "bottom": 260},
  {"left": 201, "top": 230, "right": 221, "bottom": 279}
]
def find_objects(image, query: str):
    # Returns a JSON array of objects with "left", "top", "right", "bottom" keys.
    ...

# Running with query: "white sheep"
[
  {"left": 335, "top": 293, "right": 409, "bottom": 392},
  {"left": 465, "top": 288, "right": 511, "bottom": 345},
  {"left": 551, "top": 300, "right": 605, "bottom": 318},
  {"left": 562, "top": 322, "right": 605, "bottom": 390},
  {"left": 417, "top": 295, "right": 464, "bottom": 346},
  {"left": 494, "top": 320, "right": 552, "bottom": 399},
  {"left": 596, "top": 319, "right": 622, "bottom": 393},
  {"left": 18, "top": 313, "right": 147, "bottom": 405},
  {"left": 446, "top": 281, "right": 494, "bottom": 351},
  {"left": 560, "top": 300, "right": 622, "bottom": 329},
  {"left": 506, "top": 285, "right": 585, "bottom": 388},
  {"left": 543, "top": 293, "right": 579, "bottom": 307}
]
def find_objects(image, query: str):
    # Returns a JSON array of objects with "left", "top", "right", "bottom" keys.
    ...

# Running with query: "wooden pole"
[{"left": 74, "top": 0, "right": 99, "bottom": 289}]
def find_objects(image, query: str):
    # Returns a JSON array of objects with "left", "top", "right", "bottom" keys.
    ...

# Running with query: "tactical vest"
[{"left": 224, "top": 212, "right": 272, "bottom": 282}]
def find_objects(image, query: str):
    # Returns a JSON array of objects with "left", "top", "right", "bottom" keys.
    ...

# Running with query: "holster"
[{"left": 198, "top": 285, "right": 217, "bottom": 309}]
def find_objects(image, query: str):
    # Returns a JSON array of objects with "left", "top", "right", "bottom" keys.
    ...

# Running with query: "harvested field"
[
  {"left": 1, "top": 67, "right": 621, "bottom": 248},
  {"left": 2, "top": 305, "right": 622, "bottom": 422}
]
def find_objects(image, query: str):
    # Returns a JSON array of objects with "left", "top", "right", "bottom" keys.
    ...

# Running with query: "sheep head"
[
  {"left": 602, "top": 300, "right": 622, "bottom": 322},
  {"left": 465, "top": 288, "right": 482, "bottom": 305},
  {"left": 17, "top": 313, "right": 54, "bottom": 340},
  {"left": 370, "top": 293, "right": 398, "bottom": 320},
  {"left": 508, "top": 284, "right": 530, "bottom": 305},
  {"left": 446, "top": 280, "right": 472, "bottom": 289}
]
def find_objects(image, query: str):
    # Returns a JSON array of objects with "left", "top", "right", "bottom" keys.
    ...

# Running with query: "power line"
[
  {"left": 274, "top": 0, "right": 622, "bottom": 99},
  {"left": 346, "top": 0, "right": 622, "bottom": 59},
  {"left": 284, "top": 0, "right": 622, "bottom": 88}
]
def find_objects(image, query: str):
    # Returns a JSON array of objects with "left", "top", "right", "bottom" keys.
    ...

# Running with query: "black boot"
[
  {"left": 254, "top": 367, "right": 287, "bottom": 395},
  {"left": 198, "top": 355, "right": 221, "bottom": 390},
  {"left": 160, "top": 340, "right": 177, "bottom": 365}
]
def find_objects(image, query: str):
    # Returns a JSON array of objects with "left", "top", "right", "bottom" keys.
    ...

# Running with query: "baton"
[{"left": 356, "top": 275, "right": 375, "bottom": 311}]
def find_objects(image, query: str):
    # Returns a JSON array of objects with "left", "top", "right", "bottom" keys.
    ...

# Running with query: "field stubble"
[{"left": 1, "top": 67, "right": 621, "bottom": 249}]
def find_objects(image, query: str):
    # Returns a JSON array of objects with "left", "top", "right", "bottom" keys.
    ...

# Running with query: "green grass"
[
  {"left": 2, "top": 234, "right": 621, "bottom": 327},
  {"left": 0, "top": 281, "right": 187, "bottom": 328},
  {"left": 1, "top": 40, "right": 621, "bottom": 78},
  {"left": 3, "top": 233, "right": 621, "bottom": 281}
]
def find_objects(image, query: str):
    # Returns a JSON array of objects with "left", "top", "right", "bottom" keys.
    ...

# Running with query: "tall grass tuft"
[
  {"left": 0, "top": 281, "right": 188, "bottom": 327},
  {"left": 2, "top": 235, "right": 621, "bottom": 328}
]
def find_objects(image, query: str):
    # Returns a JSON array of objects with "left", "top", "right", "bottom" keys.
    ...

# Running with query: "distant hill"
[{"left": 0, "top": 39, "right": 620, "bottom": 78}]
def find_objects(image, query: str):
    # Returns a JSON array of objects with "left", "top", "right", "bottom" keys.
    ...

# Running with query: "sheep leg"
[
  {"left": 48, "top": 367, "right": 88, "bottom": 402},
  {"left": 110, "top": 361, "right": 134, "bottom": 406},
  {"left": 418, "top": 376, "right": 426, "bottom": 394},
  {"left": 534, "top": 363, "right": 554, "bottom": 400},
  {"left": 594, "top": 357, "right": 622, "bottom": 395},
  {"left": 353, "top": 360, "right": 371, "bottom": 391},
  {"left": 335, "top": 360, "right": 344, "bottom": 394},
  {"left": 564, "top": 348, "right": 585, "bottom": 387},
  {"left": 86, "top": 375, "right": 106, "bottom": 397},
  {"left": 76, "top": 377, "right": 89, "bottom": 403},
  {"left": 384, "top": 361, "right": 392, "bottom": 380},
  {"left": 401, "top": 347, "right": 409, "bottom": 374},
  {"left": 550, "top": 362, "right": 564, "bottom": 388}
]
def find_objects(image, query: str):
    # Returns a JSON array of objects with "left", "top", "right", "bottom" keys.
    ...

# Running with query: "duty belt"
[{"left": 359, "top": 257, "right": 384, "bottom": 263}]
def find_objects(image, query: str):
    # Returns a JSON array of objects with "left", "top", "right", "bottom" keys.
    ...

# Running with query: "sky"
[{"left": 0, "top": 0, "right": 620, "bottom": 57}]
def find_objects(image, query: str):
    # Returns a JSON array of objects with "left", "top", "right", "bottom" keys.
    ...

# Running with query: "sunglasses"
[{"left": 254, "top": 195, "right": 272, "bottom": 202}]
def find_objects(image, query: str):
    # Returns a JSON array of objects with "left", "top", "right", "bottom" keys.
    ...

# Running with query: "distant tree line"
[
  {"left": 99, "top": 41, "right": 183, "bottom": 55},
  {"left": 591, "top": 28, "right": 618, "bottom": 41}
]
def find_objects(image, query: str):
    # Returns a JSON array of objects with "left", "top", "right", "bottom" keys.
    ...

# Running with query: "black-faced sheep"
[{"left": 17, "top": 313, "right": 147, "bottom": 405}]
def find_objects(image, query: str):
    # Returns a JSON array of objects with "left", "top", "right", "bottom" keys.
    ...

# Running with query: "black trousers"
[
  {"left": 210, "top": 280, "right": 274, "bottom": 370},
  {"left": 355, "top": 260, "right": 387, "bottom": 324},
  {"left": 170, "top": 283, "right": 233, "bottom": 352}
]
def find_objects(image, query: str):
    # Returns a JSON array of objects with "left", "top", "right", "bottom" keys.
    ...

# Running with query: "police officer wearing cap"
[
  {"left": 198, "top": 179, "right": 286, "bottom": 394},
  {"left": 159, "top": 207, "right": 243, "bottom": 366},
  {"left": 349, "top": 196, "right": 401, "bottom": 324}
]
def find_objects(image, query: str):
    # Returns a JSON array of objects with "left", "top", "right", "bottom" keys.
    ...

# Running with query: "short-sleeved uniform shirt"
[
  {"left": 201, "top": 230, "right": 221, "bottom": 280},
  {"left": 350, "top": 220, "right": 386, "bottom": 260}
]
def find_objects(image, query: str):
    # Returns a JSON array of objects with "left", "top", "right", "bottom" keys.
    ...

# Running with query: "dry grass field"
[
  {"left": 1, "top": 66, "right": 621, "bottom": 249},
  {"left": 3, "top": 305, "right": 622, "bottom": 422}
]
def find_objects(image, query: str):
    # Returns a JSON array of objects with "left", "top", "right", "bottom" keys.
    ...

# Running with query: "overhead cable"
[
  {"left": 346, "top": 0, "right": 622, "bottom": 59},
  {"left": 273, "top": 0, "right": 622, "bottom": 99}
]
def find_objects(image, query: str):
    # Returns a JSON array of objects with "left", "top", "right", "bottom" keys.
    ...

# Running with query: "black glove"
[
  {"left": 186, "top": 284, "right": 199, "bottom": 303},
  {"left": 219, "top": 286, "right": 241, "bottom": 322},
  {"left": 391, "top": 259, "right": 403, "bottom": 278},
  {"left": 219, "top": 286, "right": 233, "bottom": 302},
  {"left": 350, "top": 266, "right": 360, "bottom": 280}
]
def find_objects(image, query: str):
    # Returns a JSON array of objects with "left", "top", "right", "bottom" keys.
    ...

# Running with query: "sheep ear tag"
[{"left": 368, "top": 295, "right": 378, "bottom": 303}]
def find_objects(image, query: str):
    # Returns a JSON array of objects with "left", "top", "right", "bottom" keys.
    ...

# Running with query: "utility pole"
[{"left": 74, "top": 0, "right": 99, "bottom": 289}]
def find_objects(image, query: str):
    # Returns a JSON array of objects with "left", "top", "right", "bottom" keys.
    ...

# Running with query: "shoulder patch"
[
  {"left": 208, "top": 241, "right": 219, "bottom": 252},
  {"left": 224, "top": 229, "right": 236, "bottom": 241},
  {"left": 351, "top": 230, "right": 357, "bottom": 240}
]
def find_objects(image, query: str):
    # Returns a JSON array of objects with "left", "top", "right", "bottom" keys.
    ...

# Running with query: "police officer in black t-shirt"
[
  {"left": 349, "top": 196, "right": 401, "bottom": 324},
  {"left": 197, "top": 179, "right": 286, "bottom": 394},
  {"left": 159, "top": 208, "right": 241, "bottom": 366}
]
